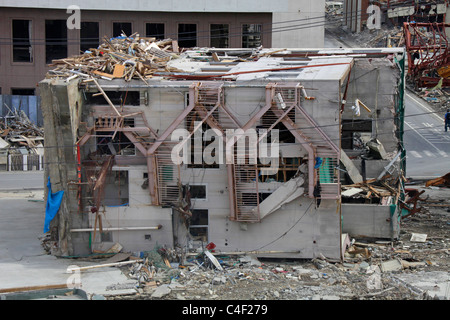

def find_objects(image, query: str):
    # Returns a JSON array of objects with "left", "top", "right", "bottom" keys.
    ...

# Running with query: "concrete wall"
[
  {"left": 39, "top": 79, "right": 88, "bottom": 256},
  {"left": 342, "top": 203, "right": 399, "bottom": 239},
  {"left": 67, "top": 80, "right": 344, "bottom": 259},
  {"left": 342, "top": 58, "right": 400, "bottom": 154},
  {"left": 271, "top": 0, "right": 325, "bottom": 48}
]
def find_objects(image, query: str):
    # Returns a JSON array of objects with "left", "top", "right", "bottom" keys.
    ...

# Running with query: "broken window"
[
  {"left": 185, "top": 104, "right": 220, "bottom": 168},
  {"left": 189, "top": 209, "right": 208, "bottom": 241},
  {"left": 11, "top": 88, "right": 35, "bottom": 95},
  {"left": 242, "top": 24, "right": 262, "bottom": 48},
  {"left": 341, "top": 119, "right": 372, "bottom": 150},
  {"left": 260, "top": 109, "right": 295, "bottom": 143},
  {"left": 113, "top": 22, "right": 132, "bottom": 37},
  {"left": 210, "top": 24, "right": 229, "bottom": 48},
  {"left": 183, "top": 185, "right": 207, "bottom": 199},
  {"left": 103, "top": 170, "right": 129, "bottom": 206},
  {"left": 12, "top": 20, "right": 32, "bottom": 62},
  {"left": 178, "top": 24, "right": 197, "bottom": 48},
  {"left": 259, "top": 157, "right": 301, "bottom": 183},
  {"left": 146, "top": 23, "right": 165, "bottom": 40},
  {"left": 80, "top": 22, "right": 99, "bottom": 52},
  {"left": 96, "top": 121, "right": 136, "bottom": 156},
  {"left": 45, "top": 20, "right": 67, "bottom": 64}
]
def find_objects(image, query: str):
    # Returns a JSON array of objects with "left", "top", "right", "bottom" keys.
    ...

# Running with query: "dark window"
[
  {"left": 45, "top": 20, "right": 67, "bottom": 64},
  {"left": 242, "top": 24, "right": 262, "bottom": 48},
  {"left": 103, "top": 171, "right": 129, "bottom": 206},
  {"left": 80, "top": 22, "right": 99, "bottom": 52},
  {"left": 12, "top": 20, "right": 32, "bottom": 62},
  {"left": 146, "top": 23, "right": 165, "bottom": 40},
  {"left": 96, "top": 130, "right": 135, "bottom": 156},
  {"left": 189, "top": 209, "right": 208, "bottom": 240},
  {"left": 101, "top": 232, "right": 113, "bottom": 242},
  {"left": 185, "top": 98, "right": 220, "bottom": 168},
  {"left": 183, "top": 185, "right": 206, "bottom": 199},
  {"left": 11, "top": 88, "right": 35, "bottom": 95},
  {"left": 341, "top": 119, "right": 372, "bottom": 150},
  {"left": 87, "top": 91, "right": 140, "bottom": 106},
  {"left": 261, "top": 109, "right": 295, "bottom": 143},
  {"left": 210, "top": 24, "right": 229, "bottom": 48},
  {"left": 113, "top": 22, "right": 132, "bottom": 37},
  {"left": 178, "top": 24, "right": 197, "bottom": 48}
]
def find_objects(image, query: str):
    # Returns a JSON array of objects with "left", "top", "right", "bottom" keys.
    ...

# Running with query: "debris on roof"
[{"left": 45, "top": 33, "right": 183, "bottom": 83}]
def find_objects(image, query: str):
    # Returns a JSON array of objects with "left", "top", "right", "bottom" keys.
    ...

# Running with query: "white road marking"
[
  {"left": 438, "top": 151, "right": 448, "bottom": 158},
  {"left": 406, "top": 92, "right": 444, "bottom": 123},
  {"left": 405, "top": 121, "right": 442, "bottom": 153},
  {"left": 423, "top": 150, "right": 434, "bottom": 157},
  {"left": 409, "top": 150, "right": 422, "bottom": 158}
]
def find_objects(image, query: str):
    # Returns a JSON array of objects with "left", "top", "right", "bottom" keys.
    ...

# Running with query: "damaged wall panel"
[{"left": 39, "top": 40, "right": 405, "bottom": 260}]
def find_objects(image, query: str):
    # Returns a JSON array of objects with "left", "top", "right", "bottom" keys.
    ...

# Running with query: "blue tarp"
[{"left": 44, "top": 177, "right": 64, "bottom": 233}]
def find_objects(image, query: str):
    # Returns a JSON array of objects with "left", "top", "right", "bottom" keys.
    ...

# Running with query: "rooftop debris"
[
  {"left": 45, "top": 33, "right": 183, "bottom": 83},
  {"left": 0, "top": 104, "right": 44, "bottom": 169}
]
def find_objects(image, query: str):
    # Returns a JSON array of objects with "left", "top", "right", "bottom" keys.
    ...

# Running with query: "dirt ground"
[{"left": 102, "top": 185, "right": 449, "bottom": 301}]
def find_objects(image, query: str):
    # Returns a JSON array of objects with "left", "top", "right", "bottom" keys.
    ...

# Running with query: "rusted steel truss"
[{"left": 403, "top": 22, "right": 450, "bottom": 88}]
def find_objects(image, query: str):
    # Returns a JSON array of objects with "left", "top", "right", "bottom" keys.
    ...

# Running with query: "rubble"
[
  {"left": 59, "top": 191, "right": 445, "bottom": 301},
  {"left": 0, "top": 106, "right": 44, "bottom": 170},
  {"left": 45, "top": 33, "right": 182, "bottom": 84},
  {"left": 50, "top": 184, "right": 437, "bottom": 301}
]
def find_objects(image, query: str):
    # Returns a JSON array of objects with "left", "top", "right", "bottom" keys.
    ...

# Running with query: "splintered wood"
[{"left": 46, "top": 33, "right": 181, "bottom": 83}]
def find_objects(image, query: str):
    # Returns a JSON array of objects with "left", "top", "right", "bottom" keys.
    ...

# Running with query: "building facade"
[
  {"left": 39, "top": 44, "right": 406, "bottom": 260},
  {"left": 0, "top": 0, "right": 326, "bottom": 95}
]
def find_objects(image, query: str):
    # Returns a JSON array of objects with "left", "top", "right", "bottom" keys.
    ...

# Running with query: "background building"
[{"left": 0, "top": 0, "right": 326, "bottom": 95}]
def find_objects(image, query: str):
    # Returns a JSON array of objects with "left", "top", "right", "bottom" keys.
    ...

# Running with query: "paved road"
[
  {"left": 403, "top": 91, "right": 449, "bottom": 177},
  {"left": 0, "top": 171, "right": 44, "bottom": 191}
]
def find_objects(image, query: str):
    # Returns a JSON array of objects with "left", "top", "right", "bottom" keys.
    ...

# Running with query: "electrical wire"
[
  {"left": 0, "top": 1, "right": 440, "bottom": 46},
  {"left": 17, "top": 108, "right": 448, "bottom": 156}
]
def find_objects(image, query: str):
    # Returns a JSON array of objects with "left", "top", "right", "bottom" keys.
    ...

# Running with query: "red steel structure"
[{"left": 403, "top": 22, "right": 450, "bottom": 88}]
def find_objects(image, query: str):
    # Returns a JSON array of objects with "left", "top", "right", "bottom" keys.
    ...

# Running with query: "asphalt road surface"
[
  {"left": 403, "top": 91, "right": 449, "bottom": 177},
  {"left": 0, "top": 171, "right": 44, "bottom": 191}
]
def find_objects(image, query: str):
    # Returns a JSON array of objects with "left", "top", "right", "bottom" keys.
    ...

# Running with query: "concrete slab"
[{"left": 392, "top": 271, "right": 450, "bottom": 300}]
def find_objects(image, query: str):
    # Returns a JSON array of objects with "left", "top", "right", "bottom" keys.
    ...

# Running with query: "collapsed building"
[{"left": 39, "top": 37, "right": 406, "bottom": 261}]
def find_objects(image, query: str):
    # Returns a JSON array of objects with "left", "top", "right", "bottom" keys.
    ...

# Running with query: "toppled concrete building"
[{"left": 39, "top": 38, "right": 406, "bottom": 260}]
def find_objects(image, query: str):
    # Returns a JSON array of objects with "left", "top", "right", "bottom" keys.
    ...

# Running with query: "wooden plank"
[
  {"left": 93, "top": 70, "right": 115, "bottom": 79},
  {"left": 0, "top": 284, "right": 67, "bottom": 294},
  {"left": 66, "top": 259, "right": 143, "bottom": 273},
  {"left": 113, "top": 64, "right": 125, "bottom": 78}
]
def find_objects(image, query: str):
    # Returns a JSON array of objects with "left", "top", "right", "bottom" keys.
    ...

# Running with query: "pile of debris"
[
  {"left": 73, "top": 234, "right": 448, "bottom": 300},
  {"left": 417, "top": 86, "right": 450, "bottom": 111},
  {"left": 0, "top": 106, "right": 44, "bottom": 170},
  {"left": 46, "top": 33, "right": 182, "bottom": 84}
]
